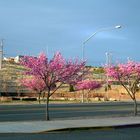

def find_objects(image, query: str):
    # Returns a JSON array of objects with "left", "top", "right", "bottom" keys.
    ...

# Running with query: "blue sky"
[{"left": 0, "top": 0, "right": 140, "bottom": 66}]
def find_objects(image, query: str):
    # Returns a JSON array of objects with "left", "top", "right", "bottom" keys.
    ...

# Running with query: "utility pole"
[
  {"left": 0, "top": 39, "right": 3, "bottom": 69},
  {"left": 127, "top": 57, "right": 131, "bottom": 62}
]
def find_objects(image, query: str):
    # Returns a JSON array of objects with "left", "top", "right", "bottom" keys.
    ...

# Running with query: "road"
[
  {"left": 0, "top": 127, "right": 140, "bottom": 140},
  {"left": 0, "top": 102, "right": 139, "bottom": 121}
]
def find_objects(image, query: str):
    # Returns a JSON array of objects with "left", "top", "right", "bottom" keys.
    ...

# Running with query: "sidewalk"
[{"left": 0, "top": 116, "right": 140, "bottom": 133}]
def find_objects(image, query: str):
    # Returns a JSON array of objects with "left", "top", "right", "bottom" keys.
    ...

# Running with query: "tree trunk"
[
  {"left": 121, "top": 83, "right": 138, "bottom": 116},
  {"left": 42, "top": 92, "right": 45, "bottom": 102},
  {"left": 38, "top": 93, "right": 41, "bottom": 104},
  {"left": 69, "top": 84, "right": 74, "bottom": 92},
  {"left": 82, "top": 90, "right": 84, "bottom": 103},
  {"left": 87, "top": 90, "right": 91, "bottom": 103},
  {"left": 133, "top": 97, "right": 138, "bottom": 116},
  {"left": 46, "top": 90, "right": 50, "bottom": 121}
]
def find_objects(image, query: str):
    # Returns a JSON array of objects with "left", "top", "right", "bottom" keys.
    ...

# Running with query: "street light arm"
[
  {"left": 83, "top": 30, "right": 99, "bottom": 45},
  {"left": 83, "top": 25, "right": 121, "bottom": 45}
]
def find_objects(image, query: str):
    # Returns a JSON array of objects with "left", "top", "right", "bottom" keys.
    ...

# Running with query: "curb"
[
  {"left": 0, "top": 123, "right": 140, "bottom": 134},
  {"left": 40, "top": 123, "right": 140, "bottom": 133}
]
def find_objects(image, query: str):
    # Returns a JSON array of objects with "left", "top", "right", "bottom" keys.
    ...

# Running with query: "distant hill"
[{"left": 0, "top": 61, "right": 32, "bottom": 96}]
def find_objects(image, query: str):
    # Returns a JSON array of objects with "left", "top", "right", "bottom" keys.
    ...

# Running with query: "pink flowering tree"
[
  {"left": 76, "top": 80, "right": 102, "bottom": 102},
  {"left": 21, "top": 77, "right": 46, "bottom": 104},
  {"left": 21, "top": 52, "right": 86, "bottom": 120},
  {"left": 105, "top": 61, "right": 140, "bottom": 116}
]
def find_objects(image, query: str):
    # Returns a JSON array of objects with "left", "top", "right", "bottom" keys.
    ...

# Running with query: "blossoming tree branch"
[
  {"left": 21, "top": 77, "right": 46, "bottom": 104},
  {"left": 76, "top": 80, "right": 102, "bottom": 102},
  {"left": 21, "top": 52, "right": 89, "bottom": 120},
  {"left": 105, "top": 61, "right": 140, "bottom": 116}
]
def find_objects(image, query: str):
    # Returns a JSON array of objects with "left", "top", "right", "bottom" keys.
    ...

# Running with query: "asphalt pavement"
[
  {"left": 0, "top": 102, "right": 140, "bottom": 139},
  {"left": 0, "top": 102, "right": 139, "bottom": 121}
]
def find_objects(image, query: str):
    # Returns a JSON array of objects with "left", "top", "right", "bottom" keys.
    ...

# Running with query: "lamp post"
[
  {"left": 81, "top": 25, "right": 121, "bottom": 103},
  {"left": 105, "top": 52, "right": 112, "bottom": 100},
  {"left": 0, "top": 39, "right": 4, "bottom": 69}
]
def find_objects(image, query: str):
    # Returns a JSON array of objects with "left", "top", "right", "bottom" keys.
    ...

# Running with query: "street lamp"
[
  {"left": 82, "top": 25, "right": 121, "bottom": 60},
  {"left": 81, "top": 25, "right": 121, "bottom": 103},
  {"left": 0, "top": 39, "right": 4, "bottom": 69}
]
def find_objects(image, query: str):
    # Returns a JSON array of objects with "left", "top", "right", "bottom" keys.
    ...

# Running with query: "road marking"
[
  {"left": 0, "top": 106, "right": 134, "bottom": 112},
  {"left": 0, "top": 109, "right": 133, "bottom": 117}
]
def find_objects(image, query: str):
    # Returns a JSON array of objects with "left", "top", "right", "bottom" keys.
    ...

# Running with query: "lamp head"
[{"left": 115, "top": 25, "right": 121, "bottom": 29}]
